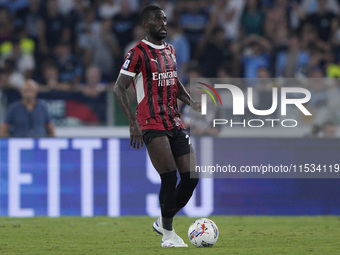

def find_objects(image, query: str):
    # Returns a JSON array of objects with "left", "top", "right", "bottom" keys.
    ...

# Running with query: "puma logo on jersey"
[{"left": 151, "top": 58, "right": 158, "bottom": 63}]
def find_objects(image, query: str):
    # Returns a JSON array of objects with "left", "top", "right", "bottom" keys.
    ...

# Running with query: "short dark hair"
[{"left": 140, "top": 5, "right": 162, "bottom": 23}]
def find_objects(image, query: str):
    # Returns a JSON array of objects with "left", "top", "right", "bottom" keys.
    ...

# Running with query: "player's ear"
[{"left": 144, "top": 21, "right": 149, "bottom": 30}]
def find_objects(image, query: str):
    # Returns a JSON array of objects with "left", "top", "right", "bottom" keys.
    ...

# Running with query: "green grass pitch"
[{"left": 0, "top": 216, "right": 339, "bottom": 254}]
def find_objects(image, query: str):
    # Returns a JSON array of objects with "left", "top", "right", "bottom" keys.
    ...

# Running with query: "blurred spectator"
[
  {"left": 57, "top": 0, "right": 75, "bottom": 15},
  {"left": 178, "top": 0, "right": 210, "bottom": 55},
  {"left": 322, "top": 79, "right": 340, "bottom": 123},
  {"left": 241, "top": 35, "right": 271, "bottom": 78},
  {"left": 249, "top": 66, "right": 274, "bottom": 89},
  {"left": 0, "top": 7, "right": 13, "bottom": 44},
  {"left": 153, "top": 0, "right": 174, "bottom": 22},
  {"left": 217, "top": 64, "right": 232, "bottom": 78},
  {"left": 5, "top": 58, "right": 25, "bottom": 89},
  {"left": 124, "top": 24, "right": 145, "bottom": 56},
  {"left": 253, "top": 66, "right": 280, "bottom": 121},
  {"left": 112, "top": 0, "right": 139, "bottom": 49},
  {"left": 0, "top": 79, "right": 55, "bottom": 137},
  {"left": 264, "top": 0, "right": 289, "bottom": 46},
  {"left": 209, "top": 0, "right": 245, "bottom": 41},
  {"left": 304, "top": 41, "right": 331, "bottom": 72},
  {"left": 327, "top": 65, "right": 340, "bottom": 79},
  {"left": 197, "top": 26, "right": 231, "bottom": 77},
  {"left": 65, "top": 0, "right": 89, "bottom": 51},
  {"left": 226, "top": 41, "right": 242, "bottom": 77},
  {"left": 321, "top": 120, "right": 338, "bottom": 137},
  {"left": 300, "top": 23, "right": 331, "bottom": 56},
  {"left": 257, "top": 66, "right": 270, "bottom": 79},
  {"left": 124, "top": 0, "right": 140, "bottom": 12},
  {"left": 276, "top": 33, "right": 309, "bottom": 77},
  {"left": 300, "top": 0, "right": 339, "bottom": 15},
  {"left": 300, "top": 23, "right": 317, "bottom": 49},
  {"left": 85, "top": 18, "right": 120, "bottom": 81},
  {"left": 0, "top": 29, "right": 35, "bottom": 78},
  {"left": 240, "top": 0, "right": 265, "bottom": 37},
  {"left": 331, "top": 15, "right": 340, "bottom": 49},
  {"left": 327, "top": 57, "right": 340, "bottom": 78},
  {"left": 306, "top": 67, "right": 329, "bottom": 125},
  {"left": 54, "top": 42, "right": 82, "bottom": 85},
  {"left": 98, "top": 0, "right": 120, "bottom": 19},
  {"left": 166, "top": 22, "right": 190, "bottom": 80},
  {"left": 37, "top": 0, "right": 70, "bottom": 57},
  {"left": 0, "top": 66, "right": 9, "bottom": 89},
  {"left": 80, "top": 65, "right": 106, "bottom": 97},
  {"left": 0, "top": 0, "right": 29, "bottom": 14},
  {"left": 15, "top": 0, "right": 42, "bottom": 42},
  {"left": 76, "top": 7, "right": 100, "bottom": 55},
  {"left": 304, "top": 0, "right": 336, "bottom": 42},
  {"left": 306, "top": 124, "right": 322, "bottom": 137},
  {"left": 39, "top": 60, "right": 68, "bottom": 91},
  {"left": 66, "top": 66, "right": 107, "bottom": 125},
  {"left": 40, "top": 60, "right": 59, "bottom": 89}
]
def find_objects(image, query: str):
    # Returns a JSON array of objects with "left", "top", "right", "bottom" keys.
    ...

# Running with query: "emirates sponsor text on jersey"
[{"left": 152, "top": 70, "right": 177, "bottom": 86}]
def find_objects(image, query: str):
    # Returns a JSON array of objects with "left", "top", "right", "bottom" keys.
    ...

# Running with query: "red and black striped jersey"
[{"left": 120, "top": 39, "right": 184, "bottom": 131}]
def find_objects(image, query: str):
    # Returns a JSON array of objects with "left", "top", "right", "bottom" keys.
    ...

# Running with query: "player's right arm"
[
  {"left": 113, "top": 73, "right": 143, "bottom": 150},
  {"left": 114, "top": 48, "right": 143, "bottom": 149}
]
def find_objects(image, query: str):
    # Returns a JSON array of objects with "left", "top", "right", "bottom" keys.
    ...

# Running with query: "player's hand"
[
  {"left": 129, "top": 121, "right": 144, "bottom": 150},
  {"left": 191, "top": 101, "right": 201, "bottom": 112}
]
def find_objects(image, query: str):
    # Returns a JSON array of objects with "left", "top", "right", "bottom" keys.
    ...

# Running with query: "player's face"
[{"left": 147, "top": 10, "right": 167, "bottom": 40}]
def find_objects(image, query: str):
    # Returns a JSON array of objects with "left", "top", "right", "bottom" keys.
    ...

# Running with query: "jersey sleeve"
[
  {"left": 120, "top": 48, "right": 142, "bottom": 78},
  {"left": 169, "top": 44, "right": 176, "bottom": 57}
]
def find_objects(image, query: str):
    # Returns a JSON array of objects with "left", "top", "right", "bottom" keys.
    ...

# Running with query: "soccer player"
[{"left": 114, "top": 5, "right": 200, "bottom": 248}]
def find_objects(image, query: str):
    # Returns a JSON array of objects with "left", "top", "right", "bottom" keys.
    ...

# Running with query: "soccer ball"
[{"left": 188, "top": 218, "right": 219, "bottom": 247}]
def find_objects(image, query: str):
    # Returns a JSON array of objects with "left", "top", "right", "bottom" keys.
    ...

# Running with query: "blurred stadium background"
[
  {"left": 1, "top": 0, "right": 340, "bottom": 136},
  {"left": 0, "top": 0, "right": 340, "bottom": 220}
]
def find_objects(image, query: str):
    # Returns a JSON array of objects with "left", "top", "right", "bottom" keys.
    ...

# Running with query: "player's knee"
[
  {"left": 160, "top": 170, "right": 177, "bottom": 187},
  {"left": 157, "top": 161, "right": 177, "bottom": 174},
  {"left": 160, "top": 166, "right": 177, "bottom": 174}
]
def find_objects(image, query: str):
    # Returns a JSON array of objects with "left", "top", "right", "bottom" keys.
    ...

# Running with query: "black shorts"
[{"left": 142, "top": 128, "right": 191, "bottom": 158}]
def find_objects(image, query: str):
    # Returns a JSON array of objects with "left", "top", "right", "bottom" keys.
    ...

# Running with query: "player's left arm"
[{"left": 177, "top": 78, "right": 201, "bottom": 112}]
